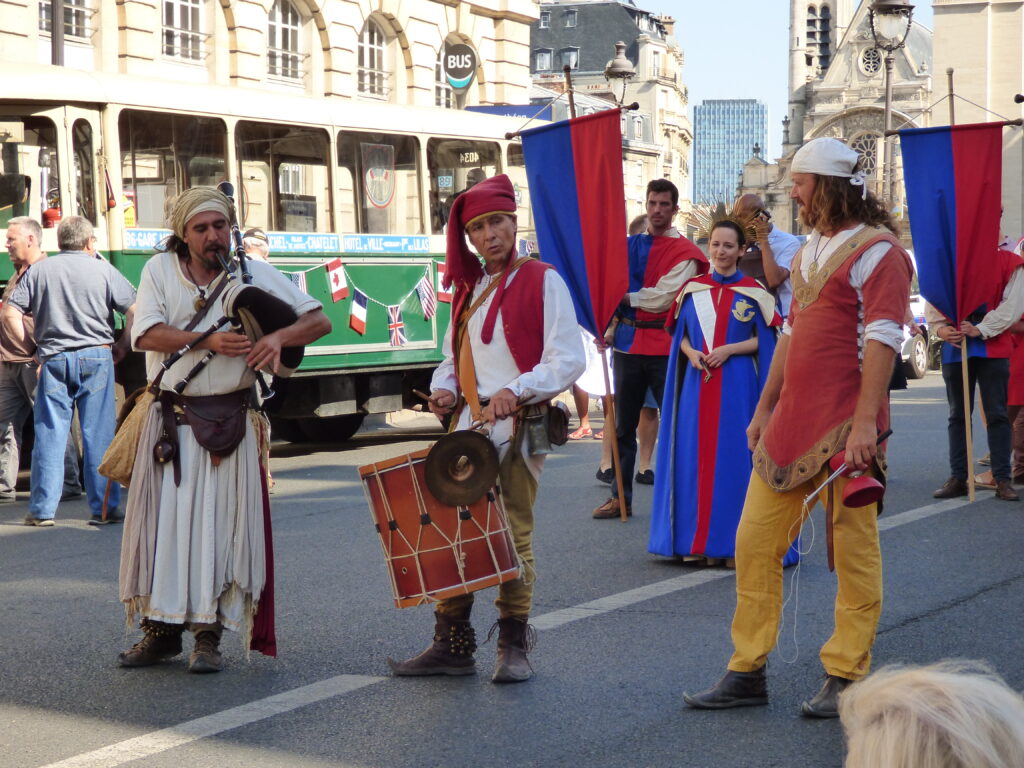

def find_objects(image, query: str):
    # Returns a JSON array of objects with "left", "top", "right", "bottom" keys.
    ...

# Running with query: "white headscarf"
[{"left": 791, "top": 138, "right": 868, "bottom": 199}]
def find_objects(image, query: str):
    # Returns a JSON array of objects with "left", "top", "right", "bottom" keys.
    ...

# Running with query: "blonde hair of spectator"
[
  {"left": 57, "top": 216, "right": 94, "bottom": 251},
  {"left": 840, "top": 660, "right": 1024, "bottom": 768},
  {"left": 7, "top": 216, "right": 42, "bottom": 242}
]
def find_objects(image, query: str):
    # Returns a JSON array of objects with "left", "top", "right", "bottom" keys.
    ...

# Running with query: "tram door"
[{"left": 0, "top": 105, "right": 104, "bottom": 258}]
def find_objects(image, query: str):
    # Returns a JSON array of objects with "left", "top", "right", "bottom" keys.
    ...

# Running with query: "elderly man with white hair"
[
  {"left": 5, "top": 215, "right": 136, "bottom": 527},
  {"left": 683, "top": 138, "right": 913, "bottom": 718},
  {"left": 117, "top": 187, "right": 330, "bottom": 674}
]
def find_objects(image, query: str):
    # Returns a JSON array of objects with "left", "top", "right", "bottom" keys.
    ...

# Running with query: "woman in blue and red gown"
[{"left": 649, "top": 219, "right": 798, "bottom": 566}]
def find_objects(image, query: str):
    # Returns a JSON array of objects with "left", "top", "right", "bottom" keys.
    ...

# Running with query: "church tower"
[{"left": 787, "top": 0, "right": 857, "bottom": 150}]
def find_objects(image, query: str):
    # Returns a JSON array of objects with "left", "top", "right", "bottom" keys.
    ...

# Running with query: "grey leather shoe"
[
  {"left": 800, "top": 675, "right": 853, "bottom": 718},
  {"left": 683, "top": 668, "right": 768, "bottom": 709}
]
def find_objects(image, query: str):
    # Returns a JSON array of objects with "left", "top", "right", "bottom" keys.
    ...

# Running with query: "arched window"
[
  {"left": 358, "top": 19, "right": 388, "bottom": 99},
  {"left": 268, "top": 0, "right": 302, "bottom": 80},
  {"left": 435, "top": 47, "right": 454, "bottom": 108}
]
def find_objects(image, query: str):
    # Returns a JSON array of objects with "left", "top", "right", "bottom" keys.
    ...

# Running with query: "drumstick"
[{"left": 412, "top": 388, "right": 438, "bottom": 404}]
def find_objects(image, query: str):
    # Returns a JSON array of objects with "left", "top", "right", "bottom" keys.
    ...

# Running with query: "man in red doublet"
[{"left": 684, "top": 138, "right": 913, "bottom": 719}]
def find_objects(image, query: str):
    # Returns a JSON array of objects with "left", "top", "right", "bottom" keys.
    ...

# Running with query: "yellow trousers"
[
  {"left": 437, "top": 441, "right": 538, "bottom": 620},
  {"left": 728, "top": 469, "right": 882, "bottom": 680}
]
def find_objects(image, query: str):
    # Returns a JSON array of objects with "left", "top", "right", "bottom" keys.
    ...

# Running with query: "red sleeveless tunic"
[{"left": 753, "top": 226, "right": 913, "bottom": 491}]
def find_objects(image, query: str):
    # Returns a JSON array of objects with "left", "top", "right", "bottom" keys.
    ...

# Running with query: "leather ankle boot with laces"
[
  {"left": 189, "top": 630, "right": 223, "bottom": 674},
  {"left": 388, "top": 610, "right": 477, "bottom": 676},
  {"left": 117, "top": 619, "right": 184, "bottom": 667},
  {"left": 491, "top": 616, "right": 535, "bottom": 683}
]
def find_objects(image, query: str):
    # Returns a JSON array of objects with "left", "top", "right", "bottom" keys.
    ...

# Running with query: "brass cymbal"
[{"left": 424, "top": 430, "right": 499, "bottom": 506}]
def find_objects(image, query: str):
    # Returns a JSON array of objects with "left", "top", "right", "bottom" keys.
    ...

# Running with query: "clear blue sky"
[{"left": 641, "top": 0, "right": 934, "bottom": 160}]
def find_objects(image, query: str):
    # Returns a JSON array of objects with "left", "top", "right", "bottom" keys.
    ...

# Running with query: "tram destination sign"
[
  {"left": 444, "top": 43, "right": 477, "bottom": 92},
  {"left": 342, "top": 234, "right": 430, "bottom": 254},
  {"left": 122, "top": 229, "right": 340, "bottom": 254}
]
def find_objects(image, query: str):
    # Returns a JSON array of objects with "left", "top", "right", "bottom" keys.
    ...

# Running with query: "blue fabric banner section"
[
  {"left": 899, "top": 126, "right": 957, "bottom": 321},
  {"left": 521, "top": 123, "right": 595, "bottom": 335}
]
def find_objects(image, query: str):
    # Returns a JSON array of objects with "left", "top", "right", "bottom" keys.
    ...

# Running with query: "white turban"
[
  {"left": 168, "top": 187, "right": 234, "bottom": 238},
  {"left": 791, "top": 138, "right": 868, "bottom": 198}
]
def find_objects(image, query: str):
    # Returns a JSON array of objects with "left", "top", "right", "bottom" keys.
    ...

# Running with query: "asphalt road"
[{"left": 2, "top": 371, "right": 1023, "bottom": 768}]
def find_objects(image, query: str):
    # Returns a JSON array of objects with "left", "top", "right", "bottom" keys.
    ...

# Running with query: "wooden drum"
[{"left": 360, "top": 448, "right": 520, "bottom": 608}]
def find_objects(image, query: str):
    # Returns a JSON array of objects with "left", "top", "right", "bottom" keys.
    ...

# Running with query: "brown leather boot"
[
  {"left": 388, "top": 610, "right": 477, "bottom": 676},
  {"left": 995, "top": 479, "right": 1020, "bottom": 501},
  {"left": 189, "top": 630, "right": 224, "bottom": 674},
  {"left": 491, "top": 616, "right": 535, "bottom": 683},
  {"left": 117, "top": 619, "right": 184, "bottom": 667},
  {"left": 932, "top": 476, "right": 968, "bottom": 499}
]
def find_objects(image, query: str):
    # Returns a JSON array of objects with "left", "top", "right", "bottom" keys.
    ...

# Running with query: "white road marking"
[
  {"left": 37, "top": 495, "right": 973, "bottom": 767},
  {"left": 876, "top": 497, "right": 972, "bottom": 530},
  {"left": 37, "top": 675, "right": 383, "bottom": 768},
  {"left": 533, "top": 570, "right": 731, "bottom": 630},
  {"left": 535, "top": 496, "right": 975, "bottom": 631}
]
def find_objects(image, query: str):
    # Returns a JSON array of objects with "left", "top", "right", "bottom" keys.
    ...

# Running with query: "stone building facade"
[
  {"left": 529, "top": 0, "right": 691, "bottom": 215},
  {"left": 933, "top": 0, "right": 1024, "bottom": 242},
  {"left": 739, "top": 0, "right": 932, "bottom": 239},
  {"left": 6, "top": 0, "right": 537, "bottom": 108}
]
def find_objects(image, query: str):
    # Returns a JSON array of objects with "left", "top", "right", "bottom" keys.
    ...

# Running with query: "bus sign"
[{"left": 444, "top": 43, "right": 477, "bottom": 92}]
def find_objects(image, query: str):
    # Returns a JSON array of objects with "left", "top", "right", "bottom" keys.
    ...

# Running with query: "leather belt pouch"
[{"left": 178, "top": 391, "right": 249, "bottom": 461}]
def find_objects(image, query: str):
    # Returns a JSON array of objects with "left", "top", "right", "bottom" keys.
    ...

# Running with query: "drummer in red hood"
[{"left": 388, "top": 173, "right": 584, "bottom": 683}]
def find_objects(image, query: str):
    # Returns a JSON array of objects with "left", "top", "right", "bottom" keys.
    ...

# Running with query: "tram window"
[
  {"left": 236, "top": 121, "right": 331, "bottom": 233},
  {"left": 72, "top": 119, "right": 97, "bottom": 225},
  {"left": 0, "top": 117, "right": 60, "bottom": 230},
  {"left": 337, "top": 132, "right": 421, "bottom": 235},
  {"left": 426, "top": 138, "right": 499, "bottom": 234},
  {"left": 119, "top": 110, "right": 226, "bottom": 228},
  {"left": 505, "top": 144, "right": 534, "bottom": 241}
]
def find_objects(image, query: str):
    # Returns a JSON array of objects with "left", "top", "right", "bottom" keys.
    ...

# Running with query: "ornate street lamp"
[
  {"left": 604, "top": 41, "right": 636, "bottom": 106},
  {"left": 868, "top": 0, "right": 915, "bottom": 206}
]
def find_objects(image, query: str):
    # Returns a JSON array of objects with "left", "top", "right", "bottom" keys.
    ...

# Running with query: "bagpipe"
[{"left": 163, "top": 181, "right": 304, "bottom": 396}]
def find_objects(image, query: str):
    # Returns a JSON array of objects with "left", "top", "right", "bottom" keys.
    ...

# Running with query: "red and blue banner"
[
  {"left": 520, "top": 109, "right": 629, "bottom": 338},
  {"left": 899, "top": 122, "right": 1004, "bottom": 323}
]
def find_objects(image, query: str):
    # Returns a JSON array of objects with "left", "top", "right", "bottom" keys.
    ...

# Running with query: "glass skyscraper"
[{"left": 693, "top": 99, "right": 768, "bottom": 205}]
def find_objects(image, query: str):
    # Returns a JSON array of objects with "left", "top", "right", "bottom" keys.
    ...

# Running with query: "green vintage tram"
[{"left": 0, "top": 63, "right": 538, "bottom": 441}]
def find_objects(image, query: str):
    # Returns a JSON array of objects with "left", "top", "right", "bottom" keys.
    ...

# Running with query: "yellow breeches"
[{"left": 728, "top": 468, "right": 883, "bottom": 680}]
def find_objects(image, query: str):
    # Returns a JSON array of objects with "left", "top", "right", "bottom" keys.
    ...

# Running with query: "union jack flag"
[
  {"left": 416, "top": 274, "right": 437, "bottom": 320},
  {"left": 387, "top": 305, "right": 407, "bottom": 347}
]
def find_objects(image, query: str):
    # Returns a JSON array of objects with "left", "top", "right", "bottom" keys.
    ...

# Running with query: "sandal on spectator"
[{"left": 568, "top": 427, "right": 593, "bottom": 440}]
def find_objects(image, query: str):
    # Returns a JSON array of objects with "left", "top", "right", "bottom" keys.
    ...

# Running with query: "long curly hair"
[{"left": 799, "top": 171, "right": 899, "bottom": 237}]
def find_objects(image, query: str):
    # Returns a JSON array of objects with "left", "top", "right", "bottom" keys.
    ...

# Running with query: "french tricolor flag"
[
  {"left": 520, "top": 109, "right": 629, "bottom": 338},
  {"left": 900, "top": 122, "right": 1004, "bottom": 325},
  {"left": 349, "top": 289, "right": 368, "bottom": 335},
  {"left": 436, "top": 262, "right": 452, "bottom": 303}
]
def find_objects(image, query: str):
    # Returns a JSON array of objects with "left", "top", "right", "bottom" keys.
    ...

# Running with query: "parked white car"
[{"left": 901, "top": 293, "right": 931, "bottom": 379}]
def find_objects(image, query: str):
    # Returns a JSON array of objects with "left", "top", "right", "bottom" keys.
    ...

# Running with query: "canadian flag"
[
  {"left": 325, "top": 258, "right": 349, "bottom": 302},
  {"left": 436, "top": 262, "right": 452, "bottom": 303}
]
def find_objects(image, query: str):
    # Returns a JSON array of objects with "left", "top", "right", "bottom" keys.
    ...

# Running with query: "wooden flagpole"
[
  {"left": 563, "top": 62, "right": 627, "bottom": 521},
  {"left": 947, "top": 69, "right": 976, "bottom": 502}
]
